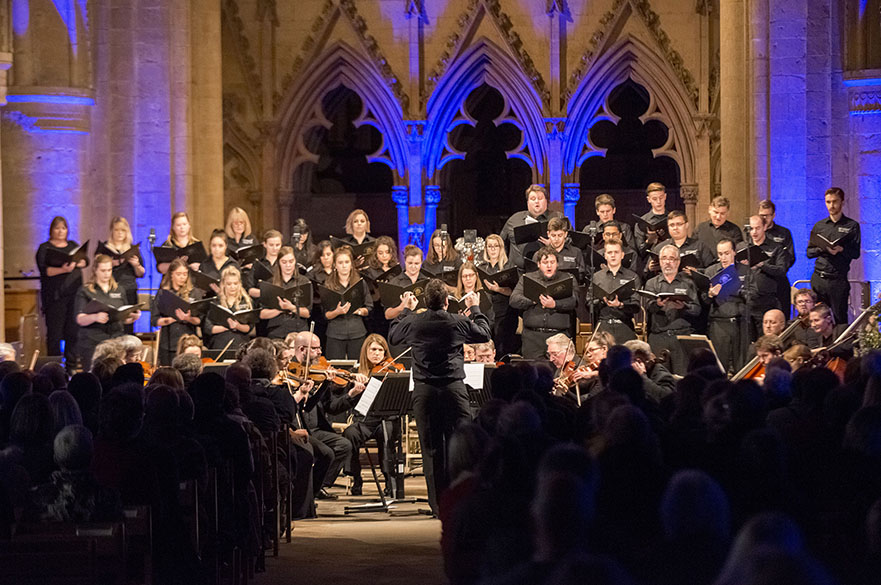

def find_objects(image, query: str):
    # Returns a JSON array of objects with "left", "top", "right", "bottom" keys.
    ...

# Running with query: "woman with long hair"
[
  {"left": 364, "top": 235, "right": 400, "bottom": 338},
  {"left": 199, "top": 229, "right": 239, "bottom": 296},
  {"left": 75, "top": 255, "right": 142, "bottom": 370},
  {"left": 259, "top": 245, "right": 311, "bottom": 339},
  {"left": 152, "top": 258, "right": 202, "bottom": 365},
  {"left": 479, "top": 233, "right": 517, "bottom": 357},
  {"left": 103, "top": 217, "right": 145, "bottom": 318},
  {"left": 36, "top": 216, "right": 87, "bottom": 370},
  {"left": 323, "top": 246, "right": 373, "bottom": 359},
  {"left": 307, "top": 240, "right": 335, "bottom": 345},
  {"left": 158, "top": 212, "right": 202, "bottom": 274},
  {"left": 247, "top": 229, "right": 284, "bottom": 298},
  {"left": 203, "top": 265, "right": 254, "bottom": 350},
  {"left": 423, "top": 228, "right": 461, "bottom": 276},
  {"left": 291, "top": 217, "right": 316, "bottom": 270},
  {"left": 224, "top": 207, "right": 256, "bottom": 253},
  {"left": 454, "top": 261, "right": 494, "bottom": 328}
]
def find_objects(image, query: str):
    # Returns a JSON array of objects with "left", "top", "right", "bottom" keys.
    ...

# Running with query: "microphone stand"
[
  {"left": 585, "top": 224, "right": 598, "bottom": 335},
  {"left": 741, "top": 225, "right": 754, "bottom": 368}
]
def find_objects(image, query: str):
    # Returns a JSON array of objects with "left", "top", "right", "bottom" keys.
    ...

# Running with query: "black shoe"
[
  {"left": 350, "top": 484, "right": 363, "bottom": 496},
  {"left": 316, "top": 488, "right": 338, "bottom": 500},
  {"left": 383, "top": 485, "right": 392, "bottom": 498}
]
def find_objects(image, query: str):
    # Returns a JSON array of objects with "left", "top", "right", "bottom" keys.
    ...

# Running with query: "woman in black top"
[
  {"left": 75, "top": 255, "right": 142, "bottom": 370},
  {"left": 342, "top": 209, "right": 375, "bottom": 247},
  {"left": 203, "top": 265, "right": 254, "bottom": 350},
  {"left": 36, "top": 216, "right": 87, "bottom": 369},
  {"left": 158, "top": 211, "right": 201, "bottom": 274},
  {"left": 423, "top": 228, "right": 461, "bottom": 276},
  {"left": 323, "top": 246, "right": 373, "bottom": 359},
  {"left": 479, "top": 233, "right": 517, "bottom": 358},
  {"left": 259, "top": 246, "right": 311, "bottom": 339},
  {"left": 199, "top": 230, "right": 239, "bottom": 296},
  {"left": 224, "top": 207, "right": 257, "bottom": 253},
  {"left": 152, "top": 258, "right": 202, "bottom": 366},
  {"left": 104, "top": 217, "right": 145, "bottom": 333},
  {"left": 246, "top": 229, "right": 283, "bottom": 298},
  {"left": 291, "top": 218, "right": 316, "bottom": 271},
  {"left": 308, "top": 240, "right": 334, "bottom": 346},
  {"left": 364, "top": 236, "right": 400, "bottom": 338}
]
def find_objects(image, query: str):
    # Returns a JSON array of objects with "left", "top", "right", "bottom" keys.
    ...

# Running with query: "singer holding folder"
[
  {"left": 36, "top": 216, "right": 88, "bottom": 370},
  {"left": 322, "top": 246, "right": 372, "bottom": 359},
  {"left": 157, "top": 211, "right": 201, "bottom": 274},
  {"left": 102, "top": 217, "right": 145, "bottom": 317},
  {"left": 152, "top": 258, "right": 203, "bottom": 365},
  {"left": 75, "top": 255, "right": 142, "bottom": 370},
  {"left": 704, "top": 239, "right": 751, "bottom": 373},
  {"left": 590, "top": 238, "right": 640, "bottom": 343},
  {"left": 258, "top": 246, "right": 311, "bottom": 338},
  {"left": 499, "top": 184, "right": 562, "bottom": 269}
]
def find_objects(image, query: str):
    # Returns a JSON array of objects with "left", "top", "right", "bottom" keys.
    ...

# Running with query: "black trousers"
[
  {"left": 311, "top": 429, "right": 352, "bottom": 489},
  {"left": 290, "top": 441, "right": 316, "bottom": 520},
  {"left": 412, "top": 380, "right": 471, "bottom": 514},
  {"left": 44, "top": 294, "right": 78, "bottom": 368},
  {"left": 326, "top": 336, "right": 365, "bottom": 360},
  {"left": 708, "top": 318, "right": 743, "bottom": 374},
  {"left": 811, "top": 272, "right": 850, "bottom": 325},
  {"left": 494, "top": 306, "right": 520, "bottom": 358},
  {"left": 343, "top": 417, "right": 401, "bottom": 484},
  {"left": 521, "top": 328, "right": 561, "bottom": 359}
]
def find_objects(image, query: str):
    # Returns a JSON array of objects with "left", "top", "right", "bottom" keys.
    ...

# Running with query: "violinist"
[
  {"left": 224, "top": 207, "right": 257, "bottom": 254},
  {"left": 591, "top": 237, "right": 640, "bottom": 343},
  {"left": 790, "top": 289, "right": 820, "bottom": 347},
  {"left": 290, "top": 331, "right": 363, "bottom": 500},
  {"left": 473, "top": 341, "right": 496, "bottom": 364},
  {"left": 158, "top": 212, "right": 201, "bottom": 274},
  {"left": 463, "top": 344, "right": 476, "bottom": 363},
  {"left": 259, "top": 245, "right": 311, "bottom": 339},
  {"left": 199, "top": 230, "right": 239, "bottom": 295},
  {"left": 175, "top": 333, "right": 203, "bottom": 359},
  {"left": 808, "top": 303, "right": 853, "bottom": 360},
  {"left": 623, "top": 339, "right": 676, "bottom": 403},
  {"left": 343, "top": 334, "right": 401, "bottom": 496},
  {"left": 152, "top": 258, "right": 203, "bottom": 365},
  {"left": 546, "top": 333, "right": 601, "bottom": 402},
  {"left": 36, "top": 216, "right": 87, "bottom": 371},
  {"left": 705, "top": 239, "right": 751, "bottom": 374}
]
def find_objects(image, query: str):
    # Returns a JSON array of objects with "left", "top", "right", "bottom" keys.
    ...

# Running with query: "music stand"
[
  {"left": 676, "top": 335, "right": 725, "bottom": 373},
  {"left": 345, "top": 373, "right": 415, "bottom": 515}
]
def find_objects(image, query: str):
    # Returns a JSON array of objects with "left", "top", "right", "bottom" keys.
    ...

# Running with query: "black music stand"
[{"left": 344, "top": 373, "right": 415, "bottom": 515}]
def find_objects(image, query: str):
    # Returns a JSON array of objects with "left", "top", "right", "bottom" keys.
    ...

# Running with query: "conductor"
[{"left": 388, "top": 278, "right": 492, "bottom": 515}]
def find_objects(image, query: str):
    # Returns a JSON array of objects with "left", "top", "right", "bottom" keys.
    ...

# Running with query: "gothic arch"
[
  {"left": 423, "top": 39, "right": 547, "bottom": 182},
  {"left": 275, "top": 41, "right": 409, "bottom": 192},
  {"left": 564, "top": 37, "right": 698, "bottom": 185}
]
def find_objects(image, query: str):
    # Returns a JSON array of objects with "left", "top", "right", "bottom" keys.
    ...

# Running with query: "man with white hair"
[{"left": 0, "top": 343, "right": 16, "bottom": 363}]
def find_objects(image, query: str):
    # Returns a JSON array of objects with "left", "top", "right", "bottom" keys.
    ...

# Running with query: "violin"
[
  {"left": 554, "top": 360, "right": 597, "bottom": 390},
  {"left": 370, "top": 356, "right": 405, "bottom": 375},
  {"left": 288, "top": 356, "right": 356, "bottom": 386}
]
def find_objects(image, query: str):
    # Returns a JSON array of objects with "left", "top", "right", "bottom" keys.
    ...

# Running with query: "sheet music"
[
  {"left": 524, "top": 215, "right": 538, "bottom": 224},
  {"left": 408, "top": 369, "right": 414, "bottom": 392},
  {"left": 464, "top": 363, "right": 485, "bottom": 389},
  {"left": 355, "top": 377, "right": 384, "bottom": 417}
]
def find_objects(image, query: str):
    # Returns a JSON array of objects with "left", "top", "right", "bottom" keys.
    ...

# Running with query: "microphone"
[{"left": 148, "top": 228, "right": 156, "bottom": 245}]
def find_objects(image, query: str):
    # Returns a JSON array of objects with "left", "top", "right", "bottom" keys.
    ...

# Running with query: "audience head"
[
  {"left": 242, "top": 348, "right": 277, "bottom": 380},
  {"left": 190, "top": 372, "right": 227, "bottom": 420},
  {"left": 38, "top": 362, "right": 68, "bottom": 391},
  {"left": 171, "top": 354, "right": 203, "bottom": 388},
  {"left": 111, "top": 362, "right": 144, "bottom": 388},
  {"left": 146, "top": 367, "right": 184, "bottom": 391},
  {"left": 97, "top": 388, "right": 144, "bottom": 442},
  {"left": 9, "top": 392, "right": 54, "bottom": 447},
  {"left": 660, "top": 469, "right": 730, "bottom": 542},
  {"left": 49, "top": 391, "right": 83, "bottom": 435},
  {"left": 53, "top": 424, "right": 94, "bottom": 472},
  {"left": 843, "top": 406, "right": 881, "bottom": 457}
]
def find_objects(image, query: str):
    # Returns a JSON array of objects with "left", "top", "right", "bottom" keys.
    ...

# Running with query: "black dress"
[
  {"left": 151, "top": 287, "right": 203, "bottom": 366},
  {"left": 203, "top": 298, "right": 255, "bottom": 350},
  {"left": 75, "top": 284, "right": 127, "bottom": 370},
  {"left": 36, "top": 240, "right": 84, "bottom": 366},
  {"left": 261, "top": 274, "right": 311, "bottom": 339}
]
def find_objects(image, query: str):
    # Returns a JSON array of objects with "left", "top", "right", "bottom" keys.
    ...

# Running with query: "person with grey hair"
[
  {"left": 0, "top": 343, "right": 16, "bottom": 363},
  {"left": 171, "top": 353, "right": 203, "bottom": 389},
  {"left": 24, "top": 424, "right": 122, "bottom": 523}
]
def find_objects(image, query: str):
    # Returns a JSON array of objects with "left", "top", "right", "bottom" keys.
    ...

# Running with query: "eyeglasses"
[
  {"left": 668, "top": 221, "right": 686, "bottom": 228},
  {"left": 545, "top": 349, "right": 566, "bottom": 358}
]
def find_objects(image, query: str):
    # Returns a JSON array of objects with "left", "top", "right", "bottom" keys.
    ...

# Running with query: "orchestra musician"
[
  {"left": 762, "top": 309, "right": 786, "bottom": 338},
  {"left": 510, "top": 245, "right": 578, "bottom": 359},
  {"left": 323, "top": 246, "right": 372, "bottom": 359},
  {"left": 259, "top": 245, "right": 311, "bottom": 339},
  {"left": 705, "top": 239, "right": 751, "bottom": 373},
  {"left": 583, "top": 194, "right": 634, "bottom": 249},
  {"left": 808, "top": 303, "right": 853, "bottom": 359},
  {"left": 36, "top": 216, "right": 87, "bottom": 370},
  {"left": 478, "top": 234, "right": 517, "bottom": 358},
  {"left": 175, "top": 333, "right": 203, "bottom": 359},
  {"left": 807, "top": 188, "right": 861, "bottom": 325},
  {"left": 199, "top": 230, "right": 239, "bottom": 295},
  {"left": 158, "top": 212, "right": 201, "bottom": 274},
  {"left": 463, "top": 344, "right": 476, "bottom": 362},
  {"left": 545, "top": 333, "right": 591, "bottom": 400},
  {"left": 152, "top": 258, "right": 203, "bottom": 366},
  {"left": 591, "top": 237, "right": 640, "bottom": 343},
  {"left": 344, "top": 334, "right": 401, "bottom": 496},
  {"left": 203, "top": 265, "right": 254, "bottom": 351},
  {"left": 790, "top": 288, "right": 819, "bottom": 347},
  {"left": 104, "top": 217, "right": 145, "bottom": 331},
  {"left": 388, "top": 279, "right": 491, "bottom": 516},
  {"left": 224, "top": 207, "right": 257, "bottom": 254},
  {"left": 739, "top": 215, "right": 789, "bottom": 338},
  {"left": 643, "top": 244, "right": 701, "bottom": 375},
  {"left": 695, "top": 196, "right": 744, "bottom": 250},
  {"left": 758, "top": 200, "right": 796, "bottom": 317},
  {"left": 623, "top": 339, "right": 676, "bottom": 403},
  {"left": 500, "top": 184, "right": 562, "bottom": 269},
  {"left": 473, "top": 341, "right": 496, "bottom": 363},
  {"left": 754, "top": 335, "right": 784, "bottom": 367},
  {"left": 634, "top": 182, "right": 669, "bottom": 258},
  {"left": 75, "top": 254, "right": 143, "bottom": 371}
]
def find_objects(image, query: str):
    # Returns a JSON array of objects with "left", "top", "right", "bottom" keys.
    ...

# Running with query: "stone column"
[
  {"left": 563, "top": 183, "right": 580, "bottom": 227},
  {"left": 680, "top": 184, "right": 699, "bottom": 232},
  {"left": 277, "top": 189, "right": 294, "bottom": 241},
  {"left": 392, "top": 186, "right": 409, "bottom": 256},
  {"left": 719, "top": 0, "right": 752, "bottom": 219},
  {"left": 424, "top": 185, "right": 441, "bottom": 250}
]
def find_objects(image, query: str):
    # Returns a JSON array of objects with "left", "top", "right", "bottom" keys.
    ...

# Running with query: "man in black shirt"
[
  {"left": 695, "top": 195, "right": 744, "bottom": 250},
  {"left": 591, "top": 238, "right": 640, "bottom": 343},
  {"left": 790, "top": 288, "right": 819, "bottom": 347},
  {"left": 808, "top": 303, "right": 852, "bottom": 359},
  {"left": 510, "top": 246, "right": 578, "bottom": 358},
  {"left": 643, "top": 244, "right": 701, "bottom": 374},
  {"left": 650, "top": 210, "right": 715, "bottom": 277},
  {"left": 807, "top": 187, "right": 861, "bottom": 325},
  {"left": 583, "top": 193, "right": 634, "bottom": 249},
  {"left": 704, "top": 239, "right": 751, "bottom": 374},
  {"left": 634, "top": 182, "right": 670, "bottom": 257},
  {"left": 499, "top": 184, "right": 562, "bottom": 269},
  {"left": 388, "top": 279, "right": 491, "bottom": 515},
  {"left": 758, "top": 199, "right": 796, "bottom": 316},
  {"left": 540, "top": 217, "right": 585, "bottom": 282},
  {"left": 738, "top": 215, "right": 788, "bottom": 339}
]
